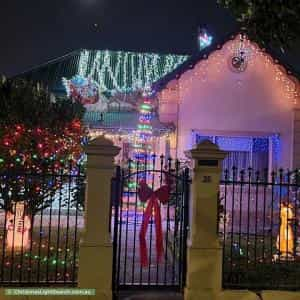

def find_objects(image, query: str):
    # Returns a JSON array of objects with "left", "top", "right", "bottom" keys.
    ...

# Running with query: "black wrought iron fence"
[
  {"left": 219, "top": 167, "right": 300, "bottom": 290},
  {"left": 0, "top": 164, "right": 85, "bottom": 286}
]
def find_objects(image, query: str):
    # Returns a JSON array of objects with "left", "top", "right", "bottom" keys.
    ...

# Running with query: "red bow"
[{"left": 138, "top": 177, "right": 172, "bottom": 267}]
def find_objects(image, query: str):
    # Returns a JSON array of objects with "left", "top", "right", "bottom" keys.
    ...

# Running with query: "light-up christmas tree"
[
  {"left": 134, "top": 96, "right": 153, "bottom": 163},
  {"left": 127, "top": 90, "right": 154, "bottom": 190}
]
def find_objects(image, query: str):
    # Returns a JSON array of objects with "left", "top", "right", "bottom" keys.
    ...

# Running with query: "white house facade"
[{"left": 157, "top": 35, "right": 300, "bottom": 171}]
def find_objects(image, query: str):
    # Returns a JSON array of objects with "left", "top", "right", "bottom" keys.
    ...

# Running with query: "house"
[
  {"left": 17, "top": 37, "right": 300, "bottom": 171},
  {"left": 154, "top": 33, "right": 300, "bottom": 171}
]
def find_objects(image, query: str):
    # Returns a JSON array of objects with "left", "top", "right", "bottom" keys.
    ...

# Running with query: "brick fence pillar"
[
  {"left": 78, "top": 136, "right": 120, "bottom": 300},
  {"left": 184, "top": 140, "right": 259, "bottom": 300},
  {"left": 184, "top": 140, "right": 226, "bottom": 300}
]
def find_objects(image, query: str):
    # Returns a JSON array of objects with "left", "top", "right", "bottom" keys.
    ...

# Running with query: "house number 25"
[{"left": 202, "top": 175, "right": 212, "bottom": 183}]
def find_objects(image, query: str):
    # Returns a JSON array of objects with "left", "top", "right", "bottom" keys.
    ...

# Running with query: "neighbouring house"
[
  {"left": 154, "top": 33, "right": 300, "bottom": 172},
  {"left": 17, "top": 49, "right": 188, "bottom": 164}
]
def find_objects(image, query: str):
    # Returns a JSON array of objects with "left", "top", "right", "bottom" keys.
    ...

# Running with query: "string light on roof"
[
  {"left": 76, "top": 50, "right": 188, "bottom": 94},
  {"left": 178, "top": 36, "right": 299, "bottom": 105}
]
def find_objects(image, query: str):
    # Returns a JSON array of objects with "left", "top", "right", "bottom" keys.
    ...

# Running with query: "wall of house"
[
  {"left": 158, "top": 80, "right": 180, "bottom": 124},
  {"left": 166, "top": 37, "right": 299, "bottom": 169},
  {"left": 293, "top": 108, "right": 300, "bottom": 168}
]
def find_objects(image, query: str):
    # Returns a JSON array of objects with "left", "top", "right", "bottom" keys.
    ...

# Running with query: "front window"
[{"left": 194, "top": 133, "right": 280, "bottom": 175}]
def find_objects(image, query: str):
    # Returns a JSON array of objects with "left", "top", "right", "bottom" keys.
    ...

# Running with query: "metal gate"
[{"left": 111, "top": 157, "right": 190, "bottom": 296}]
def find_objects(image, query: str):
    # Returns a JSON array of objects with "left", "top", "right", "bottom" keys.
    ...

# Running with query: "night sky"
[{"left": 0, "top": 0, "right": 299, "bottom": 77}]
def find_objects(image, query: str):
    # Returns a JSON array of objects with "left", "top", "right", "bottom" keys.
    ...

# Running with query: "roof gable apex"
[{"left": 153, "top": 32, "right": 300, "bottom": 93}]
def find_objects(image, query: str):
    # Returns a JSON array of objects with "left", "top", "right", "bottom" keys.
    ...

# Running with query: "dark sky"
[{"left": 0, "top": 0, "right": 299, "bottom": 77}]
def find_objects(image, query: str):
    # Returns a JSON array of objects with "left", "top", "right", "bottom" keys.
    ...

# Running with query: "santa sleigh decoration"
[{"left": 64, "top": 75, "right": 100, "bottom": 105}]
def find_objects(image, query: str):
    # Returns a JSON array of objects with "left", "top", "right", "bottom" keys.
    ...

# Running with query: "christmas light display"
[
  {"left": 198, "top": 28, "right": 213, "bottom": 51},
  {"left": 132, "top": 91, "right": 154, "bottom": 168},
  {"left": 63, "top": 75, "right": 99, "bottom": 104},
  {"left": 0, "top": 120, "right": 83, "bottom": 174},
  {"left": 0, "top": 120, "right": 84, "bottom": 255},
  {"left": 178, "top": 35, "right": 299, "bottom": 103},
  {"left": 121, "top": 89, "right": 155, "bottom": 193},
  {"left": 0, "top": 78, "right": 86, "bottom": 252},
  {"left": 276, "top": 202, "right": 295, "bottom": 261},
  {"left": 194, "top": 134, "right": 278, "bottom": 154},
  {"left": 76, "top": 50, "right": 188, "bottom": 93},
  {"left": 0, "top": 230, "right": 79, "bottom": 281}
]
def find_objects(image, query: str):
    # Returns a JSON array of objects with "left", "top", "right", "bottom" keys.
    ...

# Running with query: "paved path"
[{"left": 114, "top": 219, "right": 180, "bottom": 286}]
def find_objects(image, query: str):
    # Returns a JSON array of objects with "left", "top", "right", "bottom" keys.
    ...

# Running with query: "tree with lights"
[
  {"left": 218, "top": 0, "right": 300, "bottom": 52},
  {"left": 0, "top": 77, "right": 86, "bottom": 241},
  {"left": 133, "top": 92, "right": 154, "bottom": 165},
  {"left": 126, "top": 91, "right": 155, "bottom": 191}
]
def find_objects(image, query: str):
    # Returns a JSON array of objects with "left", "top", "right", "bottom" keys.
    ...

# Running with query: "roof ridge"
[
  {"left": 11, "top": 49, "right": 82, "bottom": 79},
  {"left": 80, "top": 48, "right": 189, "bottom": 57},
  {"left": 13, "top": 48, "right": 189, "bottom": 80}
]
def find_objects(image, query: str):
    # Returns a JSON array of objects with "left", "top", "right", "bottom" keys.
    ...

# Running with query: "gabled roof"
[
  {"left": 152, "top": 31, "right": 300, "bottom": 93},
  {"left": 16, "top": 49, "right": 189, "bottom": 96}
]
